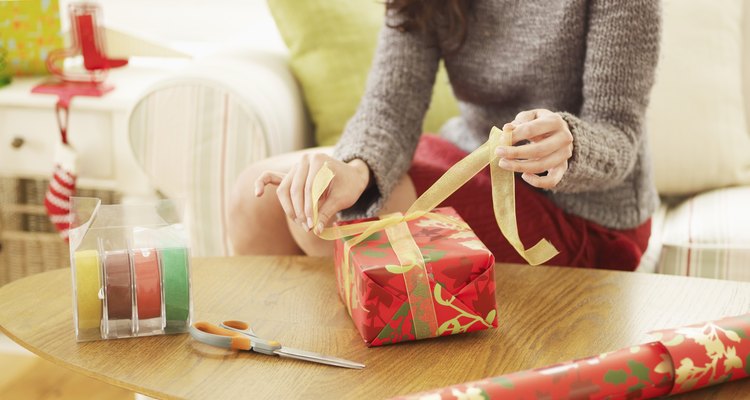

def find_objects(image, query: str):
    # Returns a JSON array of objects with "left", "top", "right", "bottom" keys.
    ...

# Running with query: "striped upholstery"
[
  {"left": 658, "top": 187, "right": 750, "bottom": 281},
  {"left": 128, "top": 54, "right": 309, "bottom": 256}
]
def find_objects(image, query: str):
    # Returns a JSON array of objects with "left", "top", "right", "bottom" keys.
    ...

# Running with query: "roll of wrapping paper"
[
  {"left": 160, "top": 247, "right": 190, "bottom": 330},
  {"left": 74, "top": 250, "right": 102, "bottom": 333},
  {"left": 103, "top": 250, "right": 132, "bottom": 320},
  {"left": 396, "top": 313, "right": 750, "bottom": 399},
  {"left": 133, "top": 248, "right": 162, "bottom": 320}
]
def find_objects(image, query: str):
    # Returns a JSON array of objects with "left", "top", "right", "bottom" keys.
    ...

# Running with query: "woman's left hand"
[{"left": 495, "top": 109, "right": 573, "bottom": 190}]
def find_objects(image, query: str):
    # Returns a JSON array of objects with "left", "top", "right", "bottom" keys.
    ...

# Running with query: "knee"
[
  {"left": 228, "top": 163, "right": 272, "bottom": 245},
  {"left": 229, "top": 165, "right": 261, "bottom": 221}
]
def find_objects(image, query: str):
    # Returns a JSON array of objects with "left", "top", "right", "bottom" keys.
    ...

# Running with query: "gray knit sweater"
[{"left": 333, "top": 0, "right": 661, "bottom": 229}]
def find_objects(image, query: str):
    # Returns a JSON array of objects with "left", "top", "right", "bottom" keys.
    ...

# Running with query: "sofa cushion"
[
  {"left": 267, "top": 0, "right": 459, "bottom": 146},
  {"left": 658, "top": 187, "right": 750, "bottom": 281},
  {"left": 647, "top": 0, "right": 750, "bottom": 195}
]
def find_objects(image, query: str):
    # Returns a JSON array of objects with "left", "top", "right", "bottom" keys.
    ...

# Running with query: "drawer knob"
[{"left": 11, "top": 137, "right": 24, "bottom": 149}]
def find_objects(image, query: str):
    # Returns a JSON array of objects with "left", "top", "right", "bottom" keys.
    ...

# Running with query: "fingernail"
[
  {"left": 499, "top": 159, "right": 510, "bottom": 168},
  {"left": 254, "top": 187, "right": 261, "bottom": 197},
  {"left": 300, "top": 220, "right": 311, "bottom": 232},
  {"left": 307, "top": 217, "right": 314, "bottom": 230},
  {"left": 495, "top": 147, "right": 507, "bottom": 157},
  {"left": 315, "top": 222, "right": 324, "bottom": 234}
]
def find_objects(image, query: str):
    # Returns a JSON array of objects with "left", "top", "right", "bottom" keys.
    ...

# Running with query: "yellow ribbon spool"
[
  {"left": 74, "top": 250, "right": 102, "bottom": 333},
  {"left": 311, "top": 126, "right": 560, "bottom": 315}
]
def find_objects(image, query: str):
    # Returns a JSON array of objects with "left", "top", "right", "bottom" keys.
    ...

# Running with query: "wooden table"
[{"left": 1, "top": 256, "right": 749, "bottom": 399}]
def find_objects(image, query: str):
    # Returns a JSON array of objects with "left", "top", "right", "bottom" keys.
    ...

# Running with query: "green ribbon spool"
[{"left": 160, "top": 247, "right": 190, "bottom": 332}]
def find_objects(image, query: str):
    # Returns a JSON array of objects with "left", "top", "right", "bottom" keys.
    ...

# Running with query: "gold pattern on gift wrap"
[
  {"left": 654, "top": 354, "right": 673, "bottom": 374},
  {"left": 311, "top": 126, "right": 559, "bottom": 315},
  {"left": 384, "top": 217, "right": 438, "bottom": 339},
  {"left": 433, "top": 284, "right": 494, "bottom": 335},
  {"left": 669, "top": 322, "right": 744, "bottom": 391}
]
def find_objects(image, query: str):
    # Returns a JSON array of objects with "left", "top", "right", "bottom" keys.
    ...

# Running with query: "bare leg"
[{"left": 228, "top": 148, "right": 417, "bottom": 256}]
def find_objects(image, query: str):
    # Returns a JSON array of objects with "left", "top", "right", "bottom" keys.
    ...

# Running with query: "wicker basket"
[{"left": 0, "top": 176, "right": 121, "bottom": 286}]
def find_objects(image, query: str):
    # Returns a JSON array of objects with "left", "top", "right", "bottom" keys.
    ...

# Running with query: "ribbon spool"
[
  {"left": 160, "top": 247, "right": 190, "bottom": 331},
  {"left": 74, "top": 250, "right": 102, "bottom": 332},
  {"left": 72, "top": 246, "right": 191, "bottom": 340},
  {"left": 133, "top": 248, "right": 162, "bottom": 320},
  {"left": 103, "top": 250, "right": 132, "bottom": 321}
]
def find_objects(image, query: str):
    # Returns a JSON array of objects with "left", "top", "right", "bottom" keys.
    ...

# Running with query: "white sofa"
[{"left": 128, "top": 0, "right": 750, "bottom": 280}]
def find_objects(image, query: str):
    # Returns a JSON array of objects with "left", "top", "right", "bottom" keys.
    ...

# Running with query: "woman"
[{"left": 228, "top": 0, "right": 661, "bottom": 270}]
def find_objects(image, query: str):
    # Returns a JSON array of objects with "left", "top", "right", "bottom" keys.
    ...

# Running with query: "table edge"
[{"left": 0, "top": 270, "right": 176, "bottom": 399}]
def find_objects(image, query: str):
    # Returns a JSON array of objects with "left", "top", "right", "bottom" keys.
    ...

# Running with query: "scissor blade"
[{"left": 275, "top": 347, "right": 365, "bottom": 369}]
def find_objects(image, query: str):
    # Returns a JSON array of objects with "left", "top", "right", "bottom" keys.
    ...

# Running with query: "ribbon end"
[{"left": 522, "top": 240, "right": 559, "bottom": 266}]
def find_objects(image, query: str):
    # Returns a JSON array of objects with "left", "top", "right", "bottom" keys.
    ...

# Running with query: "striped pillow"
[{"left": 658, "top": 187, "right": 750, "bottom": 281}]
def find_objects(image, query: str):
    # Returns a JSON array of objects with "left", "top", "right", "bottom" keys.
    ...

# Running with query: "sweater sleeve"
[
  {"left": 553, "top": 0, "right": 660, "bottom": 193},
  {"left": 333, "top": 11, "right": 441, "bottom": 219}
]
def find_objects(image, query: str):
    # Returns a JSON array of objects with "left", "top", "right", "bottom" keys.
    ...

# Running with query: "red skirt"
[{"left": 407, "top": 135, "right": 651, "bottom": 271}]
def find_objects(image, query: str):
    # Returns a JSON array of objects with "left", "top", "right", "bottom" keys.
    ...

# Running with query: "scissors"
[{"left": 190, "top": 320, "right": 365, "bottom": 369}]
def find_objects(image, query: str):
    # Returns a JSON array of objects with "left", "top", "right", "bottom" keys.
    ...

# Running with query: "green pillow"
[{"left": 268, "top": 0, "right": 459, "bottom": 146}]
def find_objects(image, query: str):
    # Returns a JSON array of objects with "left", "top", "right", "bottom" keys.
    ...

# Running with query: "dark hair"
[{"left": 386, "top": 0, "right": 474, "bottom": 53}]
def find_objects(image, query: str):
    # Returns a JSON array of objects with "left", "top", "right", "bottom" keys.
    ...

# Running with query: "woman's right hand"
[{"left": 255, "top": 154, "right": 371, "bottom": 234}]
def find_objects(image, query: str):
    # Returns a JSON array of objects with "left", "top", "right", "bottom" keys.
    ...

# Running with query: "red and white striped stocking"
[{"left": 45, "top": 103, "right": 77, "bottom": 240}]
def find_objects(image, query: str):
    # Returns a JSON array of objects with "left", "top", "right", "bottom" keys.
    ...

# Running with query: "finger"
[
  {"left": 495, "top": 129, "right": 571, "bottom": 161},
  {"left": 304, "top": 154, "right": 327, "bottom": 230},
  {"left": 255, "top": 171, "right": 285, "bottom": 197},
  {"left": 521, "top": 162, "right": 567, "bottom": 190},
  {"left": 314, "top": 192, "right": 343, "bottom": 235},
  {"left": 276, "top": 165, "right": 296, "bottom": 222},
  {"left": 498, "top": 146, "right": 572, "bottom": 174},
  {"left": 290, "top": 155, "right": 310, "bottom": 228},
  {"left": 511, "top": 109, "right": 539, "bottom": 126},
  {"left": 512, "top": 113, "right": 566, "bottom": 144}
]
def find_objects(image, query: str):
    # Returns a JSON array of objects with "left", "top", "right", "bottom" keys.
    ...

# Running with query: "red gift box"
[
  {"left": 313, "top": 126, "right": 557, "bottom": 345},
  {"left": 334, "top": 207, "right": 498, "bottom": 346}
]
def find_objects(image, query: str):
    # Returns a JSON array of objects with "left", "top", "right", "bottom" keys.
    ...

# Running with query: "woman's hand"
[
  {"left": 496, "top": 109, "right": 573, "bottom": 190},
  {"left": 255, "top": 154, "right": 371, "bottom": 234}
]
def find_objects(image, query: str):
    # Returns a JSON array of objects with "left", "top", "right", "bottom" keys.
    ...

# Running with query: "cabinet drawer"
[{"left": 0, "top": 107, "right": 113, "bottom": 179}]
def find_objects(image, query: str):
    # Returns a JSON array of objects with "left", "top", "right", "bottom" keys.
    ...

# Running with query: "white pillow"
[{"left": 647, "top": 0, "right": 750, "bottom": 195}]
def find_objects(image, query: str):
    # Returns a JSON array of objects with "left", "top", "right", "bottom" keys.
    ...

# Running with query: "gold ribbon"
[
  {"left": 312, "top": 126, "right": 559, "bottom": 321},
  {"left": 383, "top": 215, "right": 438, "bottom": 339}
]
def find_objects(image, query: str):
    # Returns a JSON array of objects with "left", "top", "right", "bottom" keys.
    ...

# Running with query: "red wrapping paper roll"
[
  {"left": 396, "top": 313, "right": 750, "bottom": 400},
  {"left": 653, "top": 314, "right": 750, "bottom": 395}
]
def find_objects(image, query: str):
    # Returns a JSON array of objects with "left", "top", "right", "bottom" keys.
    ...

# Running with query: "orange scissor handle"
[
  {"left": 223, "top": 320, "right": 251, "bottom": 330},
  {"left": 193, "top": 322, "right": 253, "bottom": 351}
]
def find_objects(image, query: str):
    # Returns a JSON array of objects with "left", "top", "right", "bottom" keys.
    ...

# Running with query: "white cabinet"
[
  {"left": 0, "top": 61, "right": 186, "bottom": 196},
  {"left": 0, "top": 107, "right": 113, "bottom": 179}
]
